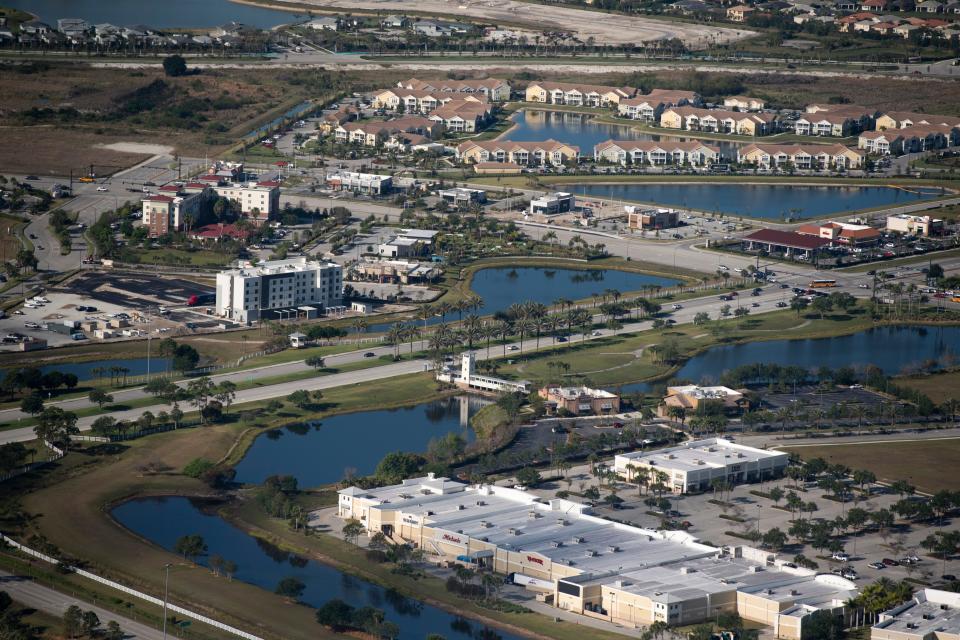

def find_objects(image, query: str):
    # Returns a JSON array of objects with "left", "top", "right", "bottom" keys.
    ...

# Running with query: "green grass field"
[
  {"left": 896, "top": 369, "right": 960, "bottom": 405},
  {"left": 781, "top": 439, "right": 960, "bottom": 493}
]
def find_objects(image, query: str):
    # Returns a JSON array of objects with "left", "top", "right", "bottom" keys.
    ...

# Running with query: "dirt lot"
[
  {"left": 782, "top": 438, "right": 960, "bottom": 493},
  {"left": 0, "top": 127, "right": 152, "bottom": 178},
  {"left": 267, "top": 0, "right": 753, "bottom": 46}
]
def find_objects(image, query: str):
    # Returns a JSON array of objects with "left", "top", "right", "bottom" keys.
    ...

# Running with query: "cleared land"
[
  {"left": 896, "top": 369, "right": 960, "bottom": 405},
  {"left": 782, "top": 439, "right": 960, "bottom": 493},
  {"left": 263, "top": 0, "right": 753, "bottom": 46}
]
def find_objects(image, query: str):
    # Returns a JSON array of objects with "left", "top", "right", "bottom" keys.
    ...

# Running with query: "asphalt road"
[
  {"left": 0, "top": 270, "right": 872, "bottom": 440},
  {"left": 0, "top": 570, "right": 165, "bottom": 640}
]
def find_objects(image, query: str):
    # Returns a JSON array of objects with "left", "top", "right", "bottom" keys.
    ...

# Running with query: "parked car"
[
  {"left": 882, "top": 558, "right": 899, "bottom": 566},
  {"left": 24, "top": 322, "right": 39, "bottom": 329},
  {"left": 832, "top": 552, "right": 850, "bottom": 562},
  {"left": 96, "top": 186, "right": 108, "bottom": 192},
  {"left": 364, "top": 352, "right": 376, "bottom": 358},
  {"left": 841, "top": 569, "right": 858, "bottom": 580},
  {"left": 507, "top": 345, "right": 519, "bottom": 351},
  {"left": 672, "top": 304, "right": 682, "bottom": 310},
  {"left": 943, "top": 574, "right": 958, "bottom": 582},
  {"left": 868, "top": 562, "right": 886, "bottom": 570}
]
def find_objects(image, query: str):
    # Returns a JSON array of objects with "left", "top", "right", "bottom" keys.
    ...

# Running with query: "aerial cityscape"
[{"left": 0, "top": 0, "right": 959, "bottom": 639}]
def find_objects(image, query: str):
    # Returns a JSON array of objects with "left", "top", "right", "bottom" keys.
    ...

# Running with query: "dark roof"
[{"left": 744, "top": 229, "right": 831, "bottom": 250}]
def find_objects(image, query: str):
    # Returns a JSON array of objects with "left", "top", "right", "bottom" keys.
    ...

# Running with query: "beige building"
[
  {"left": 397, "top": 77, "right": 511, "bottom": 102},
  {"left": 737, "top": 143, "right": 865, "bottom": 170},
  {"left": 372, "top": 88, "right": 488, "bottom": 114},
  {"left": 141, "top": 186, "right": 208, "bottom": 237},
  {"left": 456, "top": 139, "right": 580, "bottom": 166},
  {"left": 872, "top": 589, "right": 960, "bottom": 640},
  {"left": 859, "top": 123, "right": 960, "bottom": 155},
  {"left": 727, "top": 5, "right": 757, "bottom": 20},
  {"left": 337, "top": 474, "right": 855, "bottom": 639},
  {"left": 613, "top": 437, "right": 789, "bottom": 493},
  {"left": 594, "top": 139, "right": 721, "bottom": 166},
  {"left": 538, "top": 385, "right": 620, "bottom": 415},
  {"left": 524, "top": 81, "right": 636, "bottom": 107},
  {"left": 627, "top": 207, "right": 680, "bottom": 230},
  {"left": 659, "top": 385, "right": 747, "bottom": 417},
  {"left": 723, "top": 95, "right": 766, "bottom": 111},
  {"left": 660, "top": 107, "right": 778, "bottom": 136},
  {"left": 617, "top": 89, "right": 699, "bottom": 121},
  {"left": 350, "top": 258, "right": 441, "bottom": 284},
  {"left": 335, "top": 117, "right": 442, "bottom": 147},
  {"left": 795, "top": 105, "right": 875, "bottom": 136},
  {"left": 427, "top": 99, "right": 493, "bottom": 133},
  {"left": 886, "top": 214, "right": 944, "bottom": 236},
  {"left": 875, "top": 110, "right": 960, "bottom": 130}
]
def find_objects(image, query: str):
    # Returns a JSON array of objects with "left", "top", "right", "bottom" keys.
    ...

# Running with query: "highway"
[
  {"left": 0, "top": 270, "right": 873, "bottom": 443},
  {"left": 0, "top": 570, "right": 165, "bottom": 640}
]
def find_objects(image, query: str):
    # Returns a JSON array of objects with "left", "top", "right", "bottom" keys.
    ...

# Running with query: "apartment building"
[
  {"left": 875, "top": 110, "right": 960, "bottom": 130},
  {"left": 727, "top": 4, "right": 757, "bottom": 20},
  {"left": 797, "top": 221, "right": 881, "bottom": 246},
  {"left": 723, "top": 95, "right": 766, "bottom": 111},
  {"left": 795, "top": 105, "right": 876, "bottom": 136},
  {"left": 539, "top": 385, "right": 620, "bottom": 415},
  {"left": 660, "top": 107, "right": 778, "bottom": 136},
  {"left": 872, "top": 589, "right": 960, "bottom": 640},
  {"left": 427, "top": 99, "right": 493, "bottom": 133},
  {"left": 456, "top": 139, "right": 581, "bottom": 166},
  {"left": 337, "top": 474, "right": 855, "bottom": 639},
  {"left": 617, "top": 89, "right": 700, "bottom": 121},
  {"left": 215, "top": 257, "right": 343, "bottom": 323},
  {"left": 334, "top": 116, "right": 442, "bottom": 146},
  {"left": 886, "top": 214, "right": 944, "bottom": 236},
  {"left": 594, "top": 139, "right": 721, "bottom": 166},
  {"left": 737, "top": 143, "right": 865, "bottom": 170},
  {"left": 614, "top": 437, "right": 789, "bottom": 493},
  {"left": 524, "top": 81, "right": 637, "bottom": 107},
  {"left": 141, "top": 186, "right": 209, "bottom": 237},
  {"left": 858, "top": 123, "right": 960, "bottom": 155},
  {"left": 372, "top": 88, "right": 488, "bottom": 114},
  {"left": 397, "top": 77, "right": 511, "bottom": 101}
]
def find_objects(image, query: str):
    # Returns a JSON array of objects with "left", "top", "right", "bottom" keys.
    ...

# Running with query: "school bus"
[
  {"left": 810, "top": 279, "right": 837, "bottom": 288},
  {"left": 952, "top": 295, "right": 960, "bottom": 304}
]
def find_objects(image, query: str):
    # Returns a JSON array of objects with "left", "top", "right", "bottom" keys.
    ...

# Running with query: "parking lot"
[
  {"left": 0, "top": 271, "right": 216, "bottom": 350},
  {"left": 508, "top": 458, "right": 960, "bottom": 589}
]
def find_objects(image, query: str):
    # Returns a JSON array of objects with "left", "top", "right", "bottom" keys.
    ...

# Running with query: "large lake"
[
  {"left": 503, "top": 110, "right": 740, "bottom": 158},
  {"left": 620, "top": 325, "right": 960, "bottom": 393},
  {"left": 7, "top": 0, "right": 301, "bottom": 28},
  {"left": 113, "top": 497, "right": 520, "bottom": 640},
  {"left": 565, "top": 183, "right": 946, "bottom": 219},
  {"left": 233, "top": 396, "right": 487, "bottom": 488},
  {"left": 366, "top": 266, "right": 679, "bottom": 332}
]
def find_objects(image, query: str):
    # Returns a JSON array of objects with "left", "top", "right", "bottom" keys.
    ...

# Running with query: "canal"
[
  {"left": 233, "top": 396, "right": 488, "bottom": 488},
  {"left": 113, "top": 496, "right": 521, "bottom": 640}
]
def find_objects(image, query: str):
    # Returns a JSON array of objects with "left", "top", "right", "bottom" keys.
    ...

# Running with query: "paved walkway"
[{"left": 0, "top": 569, "right": 166, "bottom": 639}]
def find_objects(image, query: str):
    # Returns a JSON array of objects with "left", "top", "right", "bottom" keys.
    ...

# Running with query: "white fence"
[
  {"left": 0, "top": 441, "right": 65, "bottom": 483},
  {"left": 0, "top": 534, "right": 265, "bottom": 640}
]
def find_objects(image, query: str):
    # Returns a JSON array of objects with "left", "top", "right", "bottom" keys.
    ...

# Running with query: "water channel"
[
  {"left": 620, "top": 325, "right": 960, "bottom": 393},
  {"left": 112, "top": 496, "right": 519, "bottom": 640},
  {"left": 6, "top": 0, "right": 300, "bottom": 29},
  {"left": 233, "top": 396, "right": 488, "bottom": 488},
  {"left": 565, "top": 183, "right": 946, "bottom": 219}
]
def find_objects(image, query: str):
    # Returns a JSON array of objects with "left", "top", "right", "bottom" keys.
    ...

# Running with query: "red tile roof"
[
  {"left": 143, "top": 194, "right": 174, "bottom": 202},
  {"left": 191, "top": 223, "right": 251, "bottom": 240},
  {"left": 745, "top": 229, "right": 831, "bottom": 250}
]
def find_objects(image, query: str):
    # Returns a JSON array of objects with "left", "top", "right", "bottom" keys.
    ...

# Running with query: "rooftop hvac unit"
[
  {"left": 508, "top": 527, "right": 516, "bottom": 535},
  {"left": 558, "top": 518, "right": 569, "bottom": 526},
  {"left": 923, "top": 614, "right": 934, "bottom": 620},
  {"left": 476, "top": 500, "right": 486, "bottom": 506},
  {"left": 737, "top": 453, "right": 745, "bottom": 458},
  {"left": 480, "top": 520, "right": 490, "bottom": 528},
  {"left": 573, "top": 536, "right": 585, "bottom": 544},
  {"left": 608, "top": 545, "right": 620, "bottom": 553},
  {"left": 400, "top": 493, "right": 413, "bottom": 499},
  {"left": 457, "top": 504, "right": 465, "bottom": 510},
  {"left": 480, "top": 536, "right": 489, "bottom": 542},
  {"left": 426, "top": 511, "right": 435, "bottom": 516},
  {"left": 586, "top": 550, "right": 598, "bottom": 557},
  {"left": 790, "top": 590, "right": 800, "bottom": 596},
  {"left": 552, "top": 540, "right": 564, "bottom": 548}
]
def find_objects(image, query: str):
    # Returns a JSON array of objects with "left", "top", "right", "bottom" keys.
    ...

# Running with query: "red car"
[{"left": 882, "top": 558, "right": 900, "bottom": 566}]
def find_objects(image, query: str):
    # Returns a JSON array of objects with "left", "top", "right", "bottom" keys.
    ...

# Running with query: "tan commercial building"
[
  {"left": 886, "top": 214, "right": 944, "bottom": 236},
  {"left": 627, "top": 207, "right": 680, "bottom": 230},
  {"left": 337, "top": 474, "right": 855, "bottom": 639},
  {"left": 613, "top": 437, "right": 789, "bottom": 493},
  {"left": 538, "top": 385, "right": 620, "bottom": 415},
  {"left": 659, "top": 385, "right": 747, "bottom": 416},
  {"left": 796, "top": 221, "right": 881, "bottom": 246},
  {"left": 872, "top": 589, "right": 960, "bottom": 640}
]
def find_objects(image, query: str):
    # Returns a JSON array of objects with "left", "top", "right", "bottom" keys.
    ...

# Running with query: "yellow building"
[
  {"left": 524, "top": 81, "right": 636, "bottom": 107},
  {"left": 456, "top": 139, "right": 580, "bottom": 166},
  {"left": 337, "top": 475, "right": 856, "bottom": 639}
]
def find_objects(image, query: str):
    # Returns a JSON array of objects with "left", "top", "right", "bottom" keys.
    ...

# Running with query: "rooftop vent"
[
  {"left": 558, "top": 518, "right": 569, "bottom": 526},
  {"left": 476, "top": 500, "right": 486, "bottom": 506},
  {"left": 586, "top": 550, "right": 598, "bottom": 557},
  {"left": 552, "top": 540, "right": 564, "bottom": 548},
  {"left": 923, "top": 614, "right": 934, "bottom": 620},
  {"left": 608, "top": 545, "right": 620, "bottom": 553},
  {"left": 399, "top": 493, "right": 413, "bottom": 499},
  {"left": 480, "top": 520, "right": 491, "bottom": 528},
  {"left": 480, "top": 536, "right": 489, "bottom": 542},
  {"left": 426, "top": 510, "right": 435, "bottom": 516},
  {"left": 942, "top": 605, "right": 950, "bottom": 611},
  {"left": 573, "top": 536, "right": 585, "bottom": 544},
  {"left": 790, "top": 590, "right": 801, "bottom": 596},
  {"left": 457, "top": 504, "right": 465, "bottom": 511},
  {"left": 907, "top": 623, "right": 918, "bottom": 630}
]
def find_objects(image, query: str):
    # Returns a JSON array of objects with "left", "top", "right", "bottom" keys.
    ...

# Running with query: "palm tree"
[
  {"left": 435, "top": 301, "right": 452, "bottom": 323},
  {"left": 462, "top": 314, "right": 484, "bottom": 351},
  {"left": 416, "top": 304, "right": 434, "bottom": 334},
  {"left": 387, "top": 322, "right": 405, "bottom": 360},
  {"left": 352, "top": 317, "right": 368, "bottom": 335},
  {"left": 496, "top": 320, "right": 511, "bottom": 356},
  {"left": 515, "top": 317, "right": 535, "bottom": 351}
]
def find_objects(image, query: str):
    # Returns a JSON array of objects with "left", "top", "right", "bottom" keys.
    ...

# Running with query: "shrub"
[{"left": 182, "top": 458, "right": 214, "bottom": 478}]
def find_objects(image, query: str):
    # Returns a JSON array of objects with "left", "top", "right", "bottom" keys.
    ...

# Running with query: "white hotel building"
[{"left": 215, "top": 257, "right": 342, "bottom": 323}]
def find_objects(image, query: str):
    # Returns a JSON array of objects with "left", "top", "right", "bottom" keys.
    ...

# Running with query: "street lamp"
[{"left": 162, "top": 563, "right": 172, "bottom": 640}]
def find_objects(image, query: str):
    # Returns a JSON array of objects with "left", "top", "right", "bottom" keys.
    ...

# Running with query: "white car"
[
  {"left": 96, "top": 186, "right": 108, "bottom": 192},
  {"left": 832, "top": 552, "right": 850, "bottom": 562},
  {"left": 672, "top": 304, "right": 682, "bottom": 310},
  {"left": 507, "top": 345, "right": 519, "bottom": 351},
  {"left": 24, "top": 322, "right": 39, "bottom": 329},
  {"left": 591, "top": 330, "right": 602, "bottom": 336},
  {"left": 858, "top": 284, "right": 870, "bottom": 289},
  {"left": 718, "top": 265, "right": 729, "bottom": 271}
]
